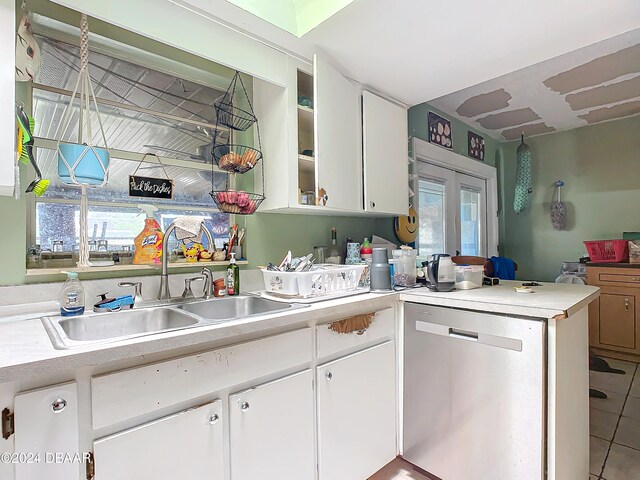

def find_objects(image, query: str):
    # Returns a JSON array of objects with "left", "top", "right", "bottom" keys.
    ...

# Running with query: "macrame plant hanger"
[{"left": 56, "top": 14, "right": 110, "bottom": 267}]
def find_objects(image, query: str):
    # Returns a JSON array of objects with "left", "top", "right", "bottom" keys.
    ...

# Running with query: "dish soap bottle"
[
  {"left": 226, "top": 252, "right": 240, "bottom": 296},
  {"left": 133, "top": 204, "right": 164, "bottom": 265},
  {"left": 59, "top": 271, "right": 85, "bottom": 316}
]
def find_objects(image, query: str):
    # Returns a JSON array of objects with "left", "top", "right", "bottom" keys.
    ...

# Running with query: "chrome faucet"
[
  {"left": 157, "top": 222, "right": 214, "bottom": 300},
  {"left": 200, "top": 267, "right": 215, "bottom": 299}
]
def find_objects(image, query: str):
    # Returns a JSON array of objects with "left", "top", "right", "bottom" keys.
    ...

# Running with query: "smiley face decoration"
[{"left": 395, "top": 206, "right": 418, "bottom": 245}]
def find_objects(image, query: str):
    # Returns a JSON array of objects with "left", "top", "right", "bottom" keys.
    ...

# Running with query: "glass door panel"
[
  {"left": 459, "top": 188, "right": 481, "bottom": 256},
  {"left": 418, "top": 180, "right": 445, "bottom": 257},
  {"left": 456, "top": 173, "right": 487, "bottom": 257}
]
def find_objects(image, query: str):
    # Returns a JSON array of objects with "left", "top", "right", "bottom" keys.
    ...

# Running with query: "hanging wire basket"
[
  {"left": 213, "top": 72, "right": 257, "bottom": 132},
  {"left": 210, "top": 190, "right": 265, "bottom": 215},
  {"left": 212, "top": 143, "right": 262, "bottom": 174},
  {"left": 214, "top": 96, "right": 257, "bottom": 132},
  {"left": 210, "top": 70, "right": 266, "bottom": 215}
]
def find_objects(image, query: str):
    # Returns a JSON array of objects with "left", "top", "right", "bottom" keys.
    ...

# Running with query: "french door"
[{"left": 416, "top": 162, "right": 487, "bottom": 258}]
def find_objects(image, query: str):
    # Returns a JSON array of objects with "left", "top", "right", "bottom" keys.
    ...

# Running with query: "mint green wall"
[
  {"left": 408, "top": 103, "right": 500, "bottom": 167},
  {"left": 500, "top": 115, "right": 640, "bottom": 282}
]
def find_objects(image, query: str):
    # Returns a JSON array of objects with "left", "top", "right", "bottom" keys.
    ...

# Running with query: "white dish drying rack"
[{"left": 260, "top": 264, "right": 367, "bottom": 299}]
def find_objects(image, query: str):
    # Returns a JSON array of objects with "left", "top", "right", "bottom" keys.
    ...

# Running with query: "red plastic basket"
[{"left": 584, "top": 240, "right": 629, "bottom": 263}]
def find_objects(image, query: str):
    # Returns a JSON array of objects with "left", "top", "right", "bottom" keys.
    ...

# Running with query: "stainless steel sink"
[
  {"left": 42, "top": 295, "right": 305, "bottom": 349},
  {"left": 177, "top": 295, "right": 299, "bottom": 321},
  {"left": 42, "top": 307, "right": 201, "bottom": 349}
]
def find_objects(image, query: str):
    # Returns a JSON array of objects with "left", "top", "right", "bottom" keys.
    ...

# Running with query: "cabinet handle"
[
  {"left": 51, "top": 399, "right": 66, "bottom": 414},
  {"left": 209, "top": 414, "right": 219, "bottom": 425},
  {"left": 325, "top": 372, "right": 333, "bottom": 381},
  {"left": 240, "top": 402, "right": 250, "bottom": 412},
  {"left": 625, "top": 297, "right": 630, "bottom": 311},
  {"left": 370, "top": 201, "right": 376, "bottom": 208}
]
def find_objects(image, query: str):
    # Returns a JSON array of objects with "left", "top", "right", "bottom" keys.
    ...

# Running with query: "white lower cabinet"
[
  {"left": 93, "top": 400, "right": 224, "bottom": 480},
  {"left": 229, "top": 370, "right": 315, "bottom": 480},
  {"left": 14, "top": 382, "right": 80, "bottom": 480},
  {"left": 317, "top": 341, "right": 397, "bottom": 480}
]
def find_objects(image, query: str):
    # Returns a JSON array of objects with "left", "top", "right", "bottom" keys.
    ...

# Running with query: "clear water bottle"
[{"left": 59, "top": 271, "right": 85, "bottom": 316}]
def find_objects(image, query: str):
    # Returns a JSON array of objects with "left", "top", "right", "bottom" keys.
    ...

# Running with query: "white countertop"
[
  {"left": 0, "top": 281, "right": 599, "bottom": 383},
  {"left": 400, "top": 280, "right": 599, "bottom": 319},
  {"left": 0, "top": 292, "right": 398, "bottom": 384}
]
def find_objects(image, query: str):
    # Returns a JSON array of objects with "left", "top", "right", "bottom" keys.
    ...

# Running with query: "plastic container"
[
  {"left": 392, "top": 248, "right": 417, "bottom": 286},
  {"left": 584, "top": 240, "right": 629, "bottom": 263},
  {"left": 59, "top": 271, "right": 85, "bottom": 317},
  {"left": 454, "top": 265, "right": 484, "bottom": 290},
  {"left": 261, "top": 264, "right": 366, "bottom": 298},
  {"left": 58, "top": 143, "right": 109, "bottom": 185}
]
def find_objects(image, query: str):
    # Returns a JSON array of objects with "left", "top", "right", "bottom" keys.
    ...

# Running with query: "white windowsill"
[{"left": 26, "top": 260, "right": 249, "bottom": 277}]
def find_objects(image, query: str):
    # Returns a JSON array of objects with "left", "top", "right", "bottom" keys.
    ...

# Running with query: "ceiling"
[
  {"left": 429, "top": 29, "right": 640, "bottom": 140},
  {"left": 171, "top": 0, "right": 640, "bottom": 105}
]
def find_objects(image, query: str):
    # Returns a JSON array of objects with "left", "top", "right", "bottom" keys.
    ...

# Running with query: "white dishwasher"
[{"left": 403, "top": 303, "right": 546, "bottom": 480}]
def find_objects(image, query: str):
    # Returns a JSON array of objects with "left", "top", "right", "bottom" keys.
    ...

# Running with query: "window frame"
[
  {"left": 410, "top": 137, "right": 498, "bottom": 258},
  {"left": 24, "top": 21, "right": 242, "bottom": 274}
]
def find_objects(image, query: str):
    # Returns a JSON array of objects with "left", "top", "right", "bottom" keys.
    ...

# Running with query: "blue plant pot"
[{"left": 58, "top": 143, "right": 109, "bottom": 185}]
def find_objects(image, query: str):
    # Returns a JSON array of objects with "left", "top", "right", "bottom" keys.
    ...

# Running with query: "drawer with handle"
[
  {"left": 597, "top": 273, "right": 640, "bottom": 286},
  {"left": 316, "top": 308, "right": 395, "bottom": 358}
]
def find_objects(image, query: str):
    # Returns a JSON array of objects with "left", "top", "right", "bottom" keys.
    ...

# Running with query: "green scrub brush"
[{"left": 16, "top": 105, "right": 49, "bottom": 196}]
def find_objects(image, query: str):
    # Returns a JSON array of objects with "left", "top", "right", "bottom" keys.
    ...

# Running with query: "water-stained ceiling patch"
[
  {"left": 544, "top": 44, "right": 640, "bottom": 94},
  {"left": 502, "top": 122, "right": 555, "bottom": 140},
  {"left": 566, "top": 75, "right": 640, "bottom": 111},
  {"left": 477, "top": 107, "right": 540, "bottom": 130},
  {"left": 578, "top": 101, "right": 640, "bottom": 123},
  {"left": 456, "top": 88, "right": 512, "bottom": 118}
]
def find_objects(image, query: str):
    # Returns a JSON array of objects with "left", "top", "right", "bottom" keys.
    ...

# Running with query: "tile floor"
[
  {"left": 371, "top": 357, "right": 640, "bottom": 480},
  {"left": 590, "top": 357, "right": 640, "bottom": 480}
]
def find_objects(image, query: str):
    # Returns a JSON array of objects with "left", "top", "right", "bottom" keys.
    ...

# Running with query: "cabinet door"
[
  {"left": 14, "top": 382, "right": 80, "bottom": 480},
  {"left": 317, "top": 341, "right": 397, "bottom": 480},
  {"left": 0, "top": 0, "right": 15, "bottom": 196},
  {"left": 362, "top": 91, "right": 408, "bottom": 215},
  {"left": 598, "top": 291, "right": 637, "bottom": 350},
  {"left": 314, "top": 54, "right": 362, "bottom": 211},
  {"left": 229, "top": 370, "right": 314, "bottom": 480},
  {"left": 93, "top": 401, "right": 223, "bottom": 480}
]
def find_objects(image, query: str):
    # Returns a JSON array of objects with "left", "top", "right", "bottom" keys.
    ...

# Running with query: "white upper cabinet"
[
  {"left": 256, "top": 54, "right": 365, "bottom": 215},
  {"left": 362, "top": 90, "right": 408, "bottom": 215},
  {"left": 313, "top": 54, "right": 362, "bottom": 212},
  {"left": 0, "top": 0, "right": 15, "bottom": 197}
]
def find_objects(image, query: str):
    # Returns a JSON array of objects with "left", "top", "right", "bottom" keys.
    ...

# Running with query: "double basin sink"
[{"left": 42, "top": 295, "right": 305, "bottom": 349}]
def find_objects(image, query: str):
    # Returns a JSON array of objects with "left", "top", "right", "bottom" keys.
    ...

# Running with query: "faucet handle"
[
  {"left": 182, "top": 277, "right": 204, "bottom": 299},
  {"left": 118, "top": 281, "right": 144, "bottom": 305}
]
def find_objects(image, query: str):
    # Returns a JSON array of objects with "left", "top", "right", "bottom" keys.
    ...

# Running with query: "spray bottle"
[{"left": 133, "top": 204, "right": 164, "bottom": 265}]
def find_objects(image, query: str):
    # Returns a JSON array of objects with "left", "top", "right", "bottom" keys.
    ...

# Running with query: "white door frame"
[{"left": 410, "top": 137, "right": 499, "bottom": 257}]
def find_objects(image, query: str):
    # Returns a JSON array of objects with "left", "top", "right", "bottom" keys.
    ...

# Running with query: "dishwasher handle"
[{"left": 448, "top": 328, "right": 478, "bottom": 341}]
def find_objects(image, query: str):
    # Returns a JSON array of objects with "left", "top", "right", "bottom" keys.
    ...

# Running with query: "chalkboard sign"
[{"left": 129, "top": 175, "right": 174, "bottom": 199}]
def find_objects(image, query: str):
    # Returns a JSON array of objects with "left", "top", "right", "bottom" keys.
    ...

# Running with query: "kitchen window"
[{"left": 25, "top": 23, "right": 238, "bottom": 271}]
